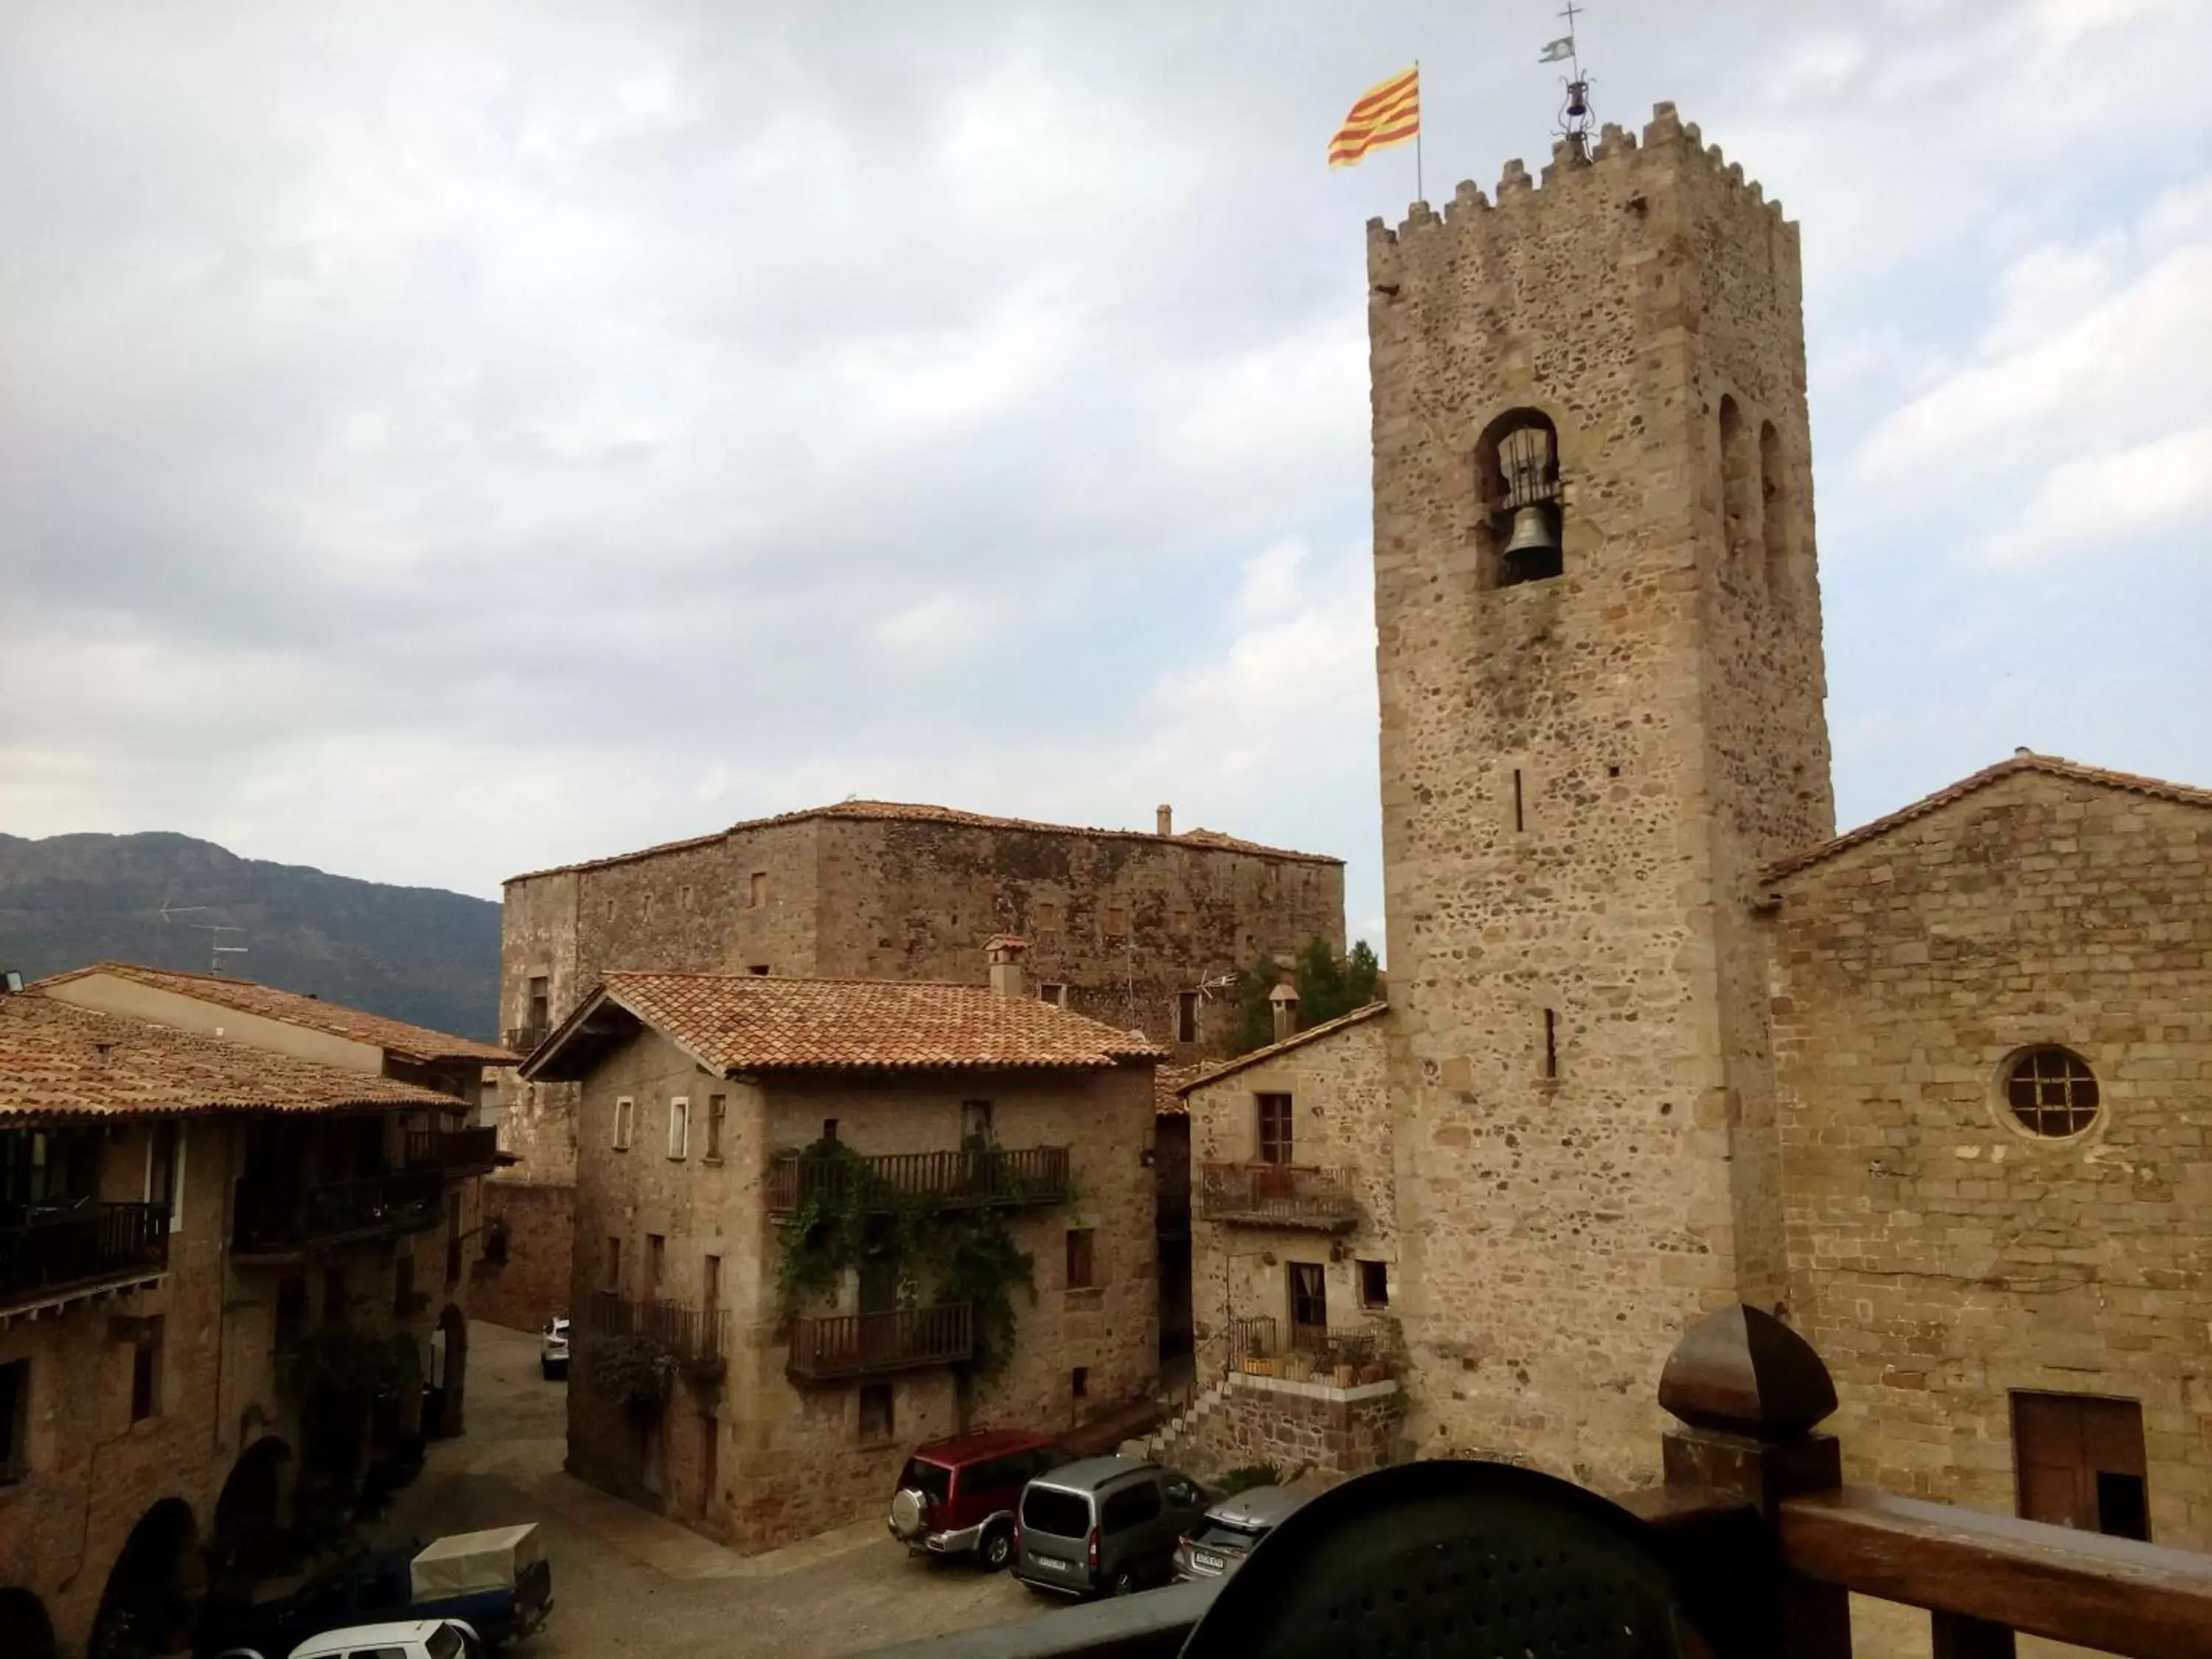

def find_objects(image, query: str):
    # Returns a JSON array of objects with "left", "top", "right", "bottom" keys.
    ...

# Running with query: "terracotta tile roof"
[
  {"left": 1152, "top": 1064, "right": 1206, "bottom": 1118},
  {"left": 0, "top": 994, "right": 465, "bottom": 1121},
  {"left": 504, "top": 799, "right": 1340, "bottom": 884},
  {"left": 523, "top": 971, "right": 1164, "bottom": 1079},
  {"left": 1764, "top": 752, "right": 2212, "bottom": 884},
  {"left": 33, "top": 962, "right": 518, "bottom": 1066},
  {"left": 1175, "top": 1002, "right": 1390, "bottom": 1096}
]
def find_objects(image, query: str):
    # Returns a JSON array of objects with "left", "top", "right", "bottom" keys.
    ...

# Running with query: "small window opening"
[
  {"left": 526, "top": 976, "right": 549, "bottom": 1032},
  {"left": 604, "top": 1235, "right": 623, "bottom": 1291},
  {"left": 1105, "top": 907, "right": 1128, "bottom": 939},
  {"left": 705, "top": 1095, "right": 726, "bottom": 1161},
  {"left": 961, "top": 1099, "right": 995, "bottom": 1144},
  {"left": 129, "top": 1317, "right": 164, "bottom": 1422},
  {"left": 747, "top": 964, "right": 770, "bottom": 976},
  {"left": 1719, "top": 395, "right": 1754, "bottom": 568},
  {"left": 1065, "top": 1228, "right": 1096, "bottom": 1290},
  {"left": 1040, "top": 983, "right": 1069, "bottom": 1009},
  {"left": 1176, "top": 991, "right": 1200, "bottom": 1043},
  {"left": 748, "top": 872, "right": 768, "bottom": 908},
  {"left": 647, "top": 1233, "right": 666, "bottom": 1293},
  {"left": 1512, "top": 769, "right": 1526, "bottom": 834},
  {"left": 821, "top": 1118, "right": 838, "bottom": 1144},
  {"left": 2005, "top": 1047, "right": 2100, "bottom": 1138},
  {"left": 1543, "top": 1009, "right": 1559, "bottom": 1079},
  {"left": 0, "top": 1357, "right": 28, "bottom": 1480},
  {"left": 1760, "top": 420, "right": 1788, "bottom": 585},
  {"left": 1071, "top": 1366, "right": 1090, "bottom": 1400},
  {"left": 1358, "top": 1259, "right": 1391, "bottom": 1309},
  {"left": 1479, "top": 411, "right": 1562, "bottom": 588},
  {"left": 859, "top": 1383, "right": 894, "bottom": 1442}
]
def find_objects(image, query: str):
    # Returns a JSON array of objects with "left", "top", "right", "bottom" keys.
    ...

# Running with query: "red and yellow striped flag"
[{"left": 1328, "top": 66, "right": 1419, "bottom": 169}]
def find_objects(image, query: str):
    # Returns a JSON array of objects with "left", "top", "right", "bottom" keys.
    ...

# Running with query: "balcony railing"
[
  {"left": 504, "top": 1025, "right": 546, "bottom": 1055},
  {"left": 231, "top": 1169, "right": 443, "bottom": 1259},
  {"left": 1225, "top": 1315, "right": 1394, "bottom": 1386},
  {"left": 0, "top": 1201, "right": 170, "bottom": 1312},
  {"left": 787, "top": 1303, "right": 973, "bottom": 1383},
  {"left": 1197, "top": 1162, "right": 1360, "bottom": 1231},
  {"left": 765, "top": 1147, "right": 1071, "bottom": 1217},
  {"left": 404, "top": 1126, "right": 500, "bottom": 1175},
  {"left": 585, "top": 1292, "right": 727, "bottom": 1373}
]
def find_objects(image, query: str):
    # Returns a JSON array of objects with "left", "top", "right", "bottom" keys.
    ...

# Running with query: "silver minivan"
[{"left": 1012, "top": 1455, "right": 1208, "bottom": 1598}]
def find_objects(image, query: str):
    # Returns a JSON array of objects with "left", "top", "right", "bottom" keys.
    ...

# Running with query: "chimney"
[
  {"left": 1156, "top": 804, "right": 1173, "bottom": 836},
  {"left": 987, "top": 935, "right": 1029, "bottom": 1001},
  {"left": 1268, "top": 981, "right": 1299, "bottom": 1044}
]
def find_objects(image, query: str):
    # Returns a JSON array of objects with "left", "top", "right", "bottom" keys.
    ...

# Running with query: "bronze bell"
[{"left": 1502, "top": 504, "right": 1558, "bottom": 558}]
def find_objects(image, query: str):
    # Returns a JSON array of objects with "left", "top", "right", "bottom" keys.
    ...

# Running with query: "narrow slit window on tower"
[
  {"left": 1512, "top": 769, "right": 1526, "bottom": 833},
  {"left": 1480, "top": 411, "right": 1562, "bottom": 588},
  {"left": 1719, "top": 395, "right": 1754, "bottom": 566},
  {"left": 1543, "top": 1008, "right": 1559, "bottom": 1079},
  {"left": 1759, "top": 420, "right": 1788, "bottom": 585}
]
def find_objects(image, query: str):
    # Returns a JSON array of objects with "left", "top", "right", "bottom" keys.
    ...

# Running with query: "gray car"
[
  {"left": 1172, "top": 1483, "right": 1315, "bottom": 1582},
  {"left": 1012, "top": 1456, "right": 1208, "bottom": 1599}
]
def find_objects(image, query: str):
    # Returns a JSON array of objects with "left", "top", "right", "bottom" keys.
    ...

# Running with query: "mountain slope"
[{"left": 0, "top": 831, "right": 500, "bottom": 1042}]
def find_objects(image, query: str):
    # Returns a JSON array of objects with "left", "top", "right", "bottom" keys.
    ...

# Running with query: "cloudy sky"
[{"left": 4, "top": 0, "right": 2208, "bottom": 950}]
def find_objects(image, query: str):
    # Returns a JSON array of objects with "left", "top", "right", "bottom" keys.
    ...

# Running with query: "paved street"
[
  {"left": 383, "top": 1324, "right": 2107, "bottom": 1659},
  {"left": 383, "top": 1322, "right": 1043, "bottom": 1659}
]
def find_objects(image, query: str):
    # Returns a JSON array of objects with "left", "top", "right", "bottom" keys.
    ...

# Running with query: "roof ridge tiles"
[{"left": 1764, "top": 751, "right": 2212, "bottom": 883}]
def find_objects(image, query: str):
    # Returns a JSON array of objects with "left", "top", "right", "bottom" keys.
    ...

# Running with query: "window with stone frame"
[
  {"left": 1065, "top": 1228, "right": 1096, "bottom": 1290},
  {"left": 704, "top": 1096, "right": 726, "bottom": 1161},
  {"left": 1357, "top": 1259, "right": 1390, "bottom": 1309},
  {"left": 859, "top": 1383, "right": 894, "bottom": 1443},
  {"left": 1256, "top": 1093, "right": 1294, "bottom": 1166},
  {"left": 748, "top": 871, "right": 768, "bottom": 908},
  {"left": 1176, "top": 991, "right": 1200, "bottom": 1044},
  {"left": 1040, "top": 984, "right": 1069, "bottom": 1009},
  {"left": 612, "top": 1096, "right": 635, "bottom": 1150},
  {"left": 666, "top": 1097, "right": 689, "bottom": 1160},
  {"left": 2006, "top": 1047, "right": 2101, "bottom": 1138}
]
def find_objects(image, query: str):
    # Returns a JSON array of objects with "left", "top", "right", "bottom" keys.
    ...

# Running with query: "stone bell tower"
[{"left": 1370, "top": 104, "right": 1835, "bottom": 1484}]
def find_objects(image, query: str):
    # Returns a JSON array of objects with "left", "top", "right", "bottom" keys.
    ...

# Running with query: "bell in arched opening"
[{"left": 1495, "top": 422, "right": 1562, "bottom": 586}]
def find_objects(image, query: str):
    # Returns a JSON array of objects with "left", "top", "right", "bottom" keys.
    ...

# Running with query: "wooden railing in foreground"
[{"left": 851, "top": 1303, "right": 2212, "bottom": 1659}]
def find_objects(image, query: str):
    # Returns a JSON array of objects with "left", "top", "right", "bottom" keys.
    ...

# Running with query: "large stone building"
[
  {"left": 1357, "top": 100, "right": 2212, "bottom": 1549},
  {"left": 0, "top": 984, "right": 496, "bottom": 1659},
  {"left": 481, "top": 799, "right": 1343, "bottom": 1332},
  {"left": 521, "top": 943, "right": 1164, "bottom": 1554}
]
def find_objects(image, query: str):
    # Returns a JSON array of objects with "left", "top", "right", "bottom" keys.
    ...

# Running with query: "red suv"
[{"left": 888, "top": 1429, "right": 1068, "bottom": 1570}]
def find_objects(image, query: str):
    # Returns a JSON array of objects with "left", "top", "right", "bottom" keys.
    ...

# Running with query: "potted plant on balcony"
[{"left": 588, "top": 1332, "right": 678, "bottom": 1410}]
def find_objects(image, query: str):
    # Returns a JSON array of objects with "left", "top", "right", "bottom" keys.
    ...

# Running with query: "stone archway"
[
  {"left": 88, "top": 1497, "right": 201, "bottom": 1659},
  {"left": 208, "top": 1436, "right": 294, "bottom": 1590},
  {"left": 0, "top": 1588, "right": 58, "bottom": 1659},
  {"left": 428, "top": 1305, "right": 467, "bottom": 1437}
]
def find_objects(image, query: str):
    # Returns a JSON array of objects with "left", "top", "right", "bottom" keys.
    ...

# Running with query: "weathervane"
[{"left": 1542, "top": 3, "right": 1595, "bottom": 157}]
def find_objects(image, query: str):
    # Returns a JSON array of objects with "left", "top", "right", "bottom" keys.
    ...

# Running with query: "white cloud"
[{"left": 1983, "top": 425, "right": 2212, "bottom": 565}]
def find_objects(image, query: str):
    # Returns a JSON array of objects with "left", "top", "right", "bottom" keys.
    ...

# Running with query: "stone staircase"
[{"left": 1141, "top": 1376, "right": 1233, "bottom": 1465}]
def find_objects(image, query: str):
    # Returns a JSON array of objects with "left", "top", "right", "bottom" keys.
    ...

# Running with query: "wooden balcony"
[
  {"left": 1197, "top": 1162, "right": 1359, "bottom": 1231},
  {"left": 787, "top": 1303, "right": 973, "bottom": 1384},
  {"left": 848, "top": 1305, "right": 2212, "bottom": 1659},
  {"left": 585, "top": 1292, "right": 727, "bottom": 1375},
  {"left": 765, "top": 1147, "right": 1070, "bottom": 1217},
  {"left": 230, "top": 1169, "right": 443, "bottom": 1262},
  {"left": 404, "top": 1126, "right": 500, "bottom": 1176},
  {"left": 0, "top": 1201, "right": 170, "bottom": 1318}
]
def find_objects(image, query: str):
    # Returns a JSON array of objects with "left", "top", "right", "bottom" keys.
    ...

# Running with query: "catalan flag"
[{"left": 1329, "top": 66, "right": 1419, "bottom": 170}]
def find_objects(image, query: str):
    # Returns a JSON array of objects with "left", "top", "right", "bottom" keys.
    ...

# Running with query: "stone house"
[
  {"left": 1147, "top": 1001, "right": 1400, "bottom": 1482},
  {"left": 1764, "top": 753, "right": 2212, "bottom": 1543},
  {"left": 0, "top": 987, "right": 490, "bottom": 1659},
  {"left": 520, "top": 942, "right": 1163, "bottom": 1554},
  {"left": 484, "top": 798, "right": 1341, "bottom": 1334}
]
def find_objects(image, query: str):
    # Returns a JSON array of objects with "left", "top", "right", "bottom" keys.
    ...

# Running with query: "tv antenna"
[
  {"left": 1543, "top": 2, "right": 1595, "bottom": 157},
  {"left": 158, "top": 899, "right": 247, "bottom": 973}
]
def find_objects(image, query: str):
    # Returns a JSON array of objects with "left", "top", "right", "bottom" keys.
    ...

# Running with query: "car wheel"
[
  {"left": 1108, "top": 1565, "right": 1138, "bottom": 1597},
  {"left": 978, "top": 1525, "right": 1012, "bottom": 1571}
]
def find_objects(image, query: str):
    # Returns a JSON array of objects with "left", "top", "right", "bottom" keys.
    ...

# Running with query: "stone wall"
[
  {"left": 1369, "top": 105, "right": 1834, "bottom": 1489},
  {"left": 472, "top": 1180, "right": 574, "bottom": 1332},
  {"left": 1, "top": 1113, "right": 474, "bottom": 1658},
  {"left": 1185, "top": 1010, "right": 1396, "bottom": 1384},
  {"left": 1770, "top": 766, "right": 2212, "bottom": 1545},
  {"left": 563, "top": 1027, "right": 1161, "bottom": 1554},
  {"left": 1167, "top": 1374, "right": 1404, "bottom": 1484}
]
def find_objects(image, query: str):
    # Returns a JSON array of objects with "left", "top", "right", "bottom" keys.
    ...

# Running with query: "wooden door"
[
  {"left": 2013, "top": 1393, "right": 2149, "bottom": 1539},
  {"left": 1287, "top": 1262, "right": 1328, "bottom": 1352}
]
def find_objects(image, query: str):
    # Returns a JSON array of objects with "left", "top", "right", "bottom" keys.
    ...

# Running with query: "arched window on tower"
[
  {"left": 1718, "top": 395, "right": 1754, "bottom": 568},
  {"left": 1476, "top": 410, "right": 1562, "bottom": 588},
  {"left": 1759, "top": 420, "right": 1789, "bottom": 588}
]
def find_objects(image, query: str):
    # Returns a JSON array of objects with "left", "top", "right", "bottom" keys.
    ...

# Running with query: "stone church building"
[{"left": 1167, "top": 100, "right": 2212, "bottom": 1550}]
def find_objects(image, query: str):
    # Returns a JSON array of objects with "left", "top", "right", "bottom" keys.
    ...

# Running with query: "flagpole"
[{"left": 1414, "top": 58, "right": 1425, "bottom": 201}]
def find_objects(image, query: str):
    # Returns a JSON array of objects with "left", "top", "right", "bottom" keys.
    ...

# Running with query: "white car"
[
  {"left": 212, "top": 1617, "right": 474, "bottom": 1659},
  {"left": 540, "top": 1315, "right": 569, "bottom": 1380}
]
